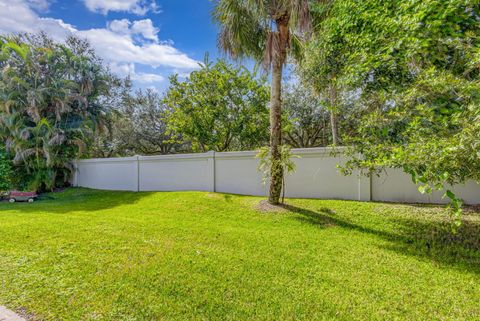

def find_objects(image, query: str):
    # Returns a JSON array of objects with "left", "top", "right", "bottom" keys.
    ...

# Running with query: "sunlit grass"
[{"left": 0, "top": 188, "right": 479, "bottom": 320}]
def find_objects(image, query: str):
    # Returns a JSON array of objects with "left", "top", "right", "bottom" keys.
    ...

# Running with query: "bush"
[{"left": 0, "top": 148, "right": 12, "bottom": 193}]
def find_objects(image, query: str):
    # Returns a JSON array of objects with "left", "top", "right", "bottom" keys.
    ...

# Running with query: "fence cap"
[{"left": 75, "top": 147, "right": 349, "bottom": 163}]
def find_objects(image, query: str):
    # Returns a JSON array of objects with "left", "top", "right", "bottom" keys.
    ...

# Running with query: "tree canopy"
[
  {"left": 164, "top": 58, "right": 270, "bottom": 152},
  {"left": 302, "top": 0, "right": 480, "bottom": 222},
  {"left": 0, "top": 34, "right": 117, "bottom": 191},
  {"left": 282, "top": 81, "right": 331, "bottom": 148}
]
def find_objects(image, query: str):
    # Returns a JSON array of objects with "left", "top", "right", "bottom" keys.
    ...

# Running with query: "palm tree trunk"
[
  {"left": 268, "top": 59, "right": 283, "bottom": 205},
  {"left": 268, "top": 13, "right": 289, "bottom": 205}
]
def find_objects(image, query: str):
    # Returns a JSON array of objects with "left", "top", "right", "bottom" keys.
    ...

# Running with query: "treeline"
[
  {"left": 92, "top": 58, "right": 272, "bottom": 157},
  {"left": 0, "top": 34, "right": 345, "bottom": 191},
  {"left": 92, "top": 68, "right": 358, "bottom": 158}
]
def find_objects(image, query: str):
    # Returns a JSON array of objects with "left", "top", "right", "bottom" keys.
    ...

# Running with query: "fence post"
[
  {"left": 136, "top": 155, "right": 140, "bottom": 192},
  {"left": 73, "top": 160, "right": 79, "bottom": 187},
  {"left": 207, "top": 151, "right": 216, "bottom": 192},
  {"left": 357, "top": 171, "right": 371, "bottom": 201}
]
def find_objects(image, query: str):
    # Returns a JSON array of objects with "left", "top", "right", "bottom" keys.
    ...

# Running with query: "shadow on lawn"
[
  {"left": 283, "top": 204, "right": 480, "bottom": 275},
  {"left": 0, "top": 188, "right": 155, "bottom": 214}
]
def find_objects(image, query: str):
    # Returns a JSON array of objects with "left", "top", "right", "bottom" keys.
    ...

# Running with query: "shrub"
[{"left": 0, "top": 148, "right": 12, "bottom": 193}]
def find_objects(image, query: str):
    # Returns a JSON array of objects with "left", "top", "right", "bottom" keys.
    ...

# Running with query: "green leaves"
[
  {"left": 0, "top": 34, "right": 116, "bottom": 191},
  {"left": 418, "top": 185, "right": 432, "bottom": 195},
  {"left": 307, "top": 0, "right": 480, "bottom": 227},
  {"left": 213, "top": 0, "right": 315, "bottom": 66},
  {"left": 164, "top": 58, "right": 270, "bottom": 152},
  {"left": 256, "top": 144, "right": 298, "bottom": 186},
  {"left": 0, "top": 147, "right": 12, "bottom": 192},
  {"left": 4, "top": 41, "right": 29, "bottom": 60}
]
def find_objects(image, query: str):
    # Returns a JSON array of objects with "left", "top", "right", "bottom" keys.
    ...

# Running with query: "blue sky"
[{"left": 0, "top": 0, "right": 223, "bottom": 91}]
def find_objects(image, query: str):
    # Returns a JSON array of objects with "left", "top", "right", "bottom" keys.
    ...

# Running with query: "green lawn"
[{"left": 0, "top": 188, "right": 479, "bottom": 321}]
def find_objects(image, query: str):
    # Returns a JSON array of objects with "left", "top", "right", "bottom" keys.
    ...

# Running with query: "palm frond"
[
  {"left": 213, "top": 0, "right": 315, "bottom": 69},
  {"left": 213, "top": 0, "right": 267, "bottom": 61},
  {"left": 48, "top": 132, "right": 66, "bottom": 146},
  {"left": 13, "top": 148, "right": 37, "bottom": 164}
]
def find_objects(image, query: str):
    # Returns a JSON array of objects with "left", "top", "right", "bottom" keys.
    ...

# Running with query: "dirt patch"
[
  {"left": 255, "top": 200, "right": 288, "bottom": 213},
  {"left": 16, "top": 307, "right": 38, "bottom": 321}
]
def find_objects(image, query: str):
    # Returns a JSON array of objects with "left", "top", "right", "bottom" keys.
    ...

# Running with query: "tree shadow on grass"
[
  {"left": 283, "top": 204, "right": 480, "bottom": 275},
  {"left": 0, "top": 188, "right": 155, "bottom": 215}
]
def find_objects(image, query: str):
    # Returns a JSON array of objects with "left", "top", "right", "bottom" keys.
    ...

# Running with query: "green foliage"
[
  {"left": 164, "top": 58, "right": 270, "bottom": 152},
  {"left": 0, "top": 34, "right": 117, "bottom": 191},
  {"left": 0, "top": 147, "right": 12, "bottom": 192},
  {"left": 212, "top": 0, "right": 313, "bottom": 66},
  {"left": 282, "top": 81, "right": 331, "bottom": 147},
  {"left": 91, "top": 83, "right": 187, "bottom": 158},
  {"left": 124, "top": 89, "right": 185, "bottom": 155},
  {"left": 282, "top": 79, "right": 364, "bottom": 147},
  {"left": 304, "top": 0, "right": 480, "bottom": 225},
  {"left": 257, "top": 145, "right": 298, "bottom": 203}
]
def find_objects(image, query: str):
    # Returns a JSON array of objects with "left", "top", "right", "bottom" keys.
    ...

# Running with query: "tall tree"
[
  {"left": 0, "top": 33, "right": 116, "bottom": 191},
  {"left": 282, "top": 81, "right": 330, "bottom": 147},
  {"left": 92, "top": 79, "right": 188, "bottom": 158},
  {"left": 304, "top": 0, "right": 480, "bottom": 223},
  {"left": 123, "top": 89, "right": 185, "bottom": 155},
  {"left": 164, "top": 58, "right": 270, "bottom": 152},
  {"left": 213, "top": 0, "right": 315, "bottom": 204},
  {"left": 299, "top": 0, "right": 343, "bottom": 145}
]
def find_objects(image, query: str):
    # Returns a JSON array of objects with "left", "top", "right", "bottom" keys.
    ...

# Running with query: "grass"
[{"left": 0, "top": 188, "right": 479, "bottom": 321}]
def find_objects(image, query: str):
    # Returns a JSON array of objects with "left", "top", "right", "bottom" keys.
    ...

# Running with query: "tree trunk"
[
  {"left": 329, "top": 84, "right": 339, "bottom": 145},
  {"left": 268, "top": 59, "right": 283, "bottom": 205},
  {"left": 268, "top": 14, "right": 289, "bottom": 205},
  {"left": 330, "top": 111, "right": 339, "bottom": 145}
]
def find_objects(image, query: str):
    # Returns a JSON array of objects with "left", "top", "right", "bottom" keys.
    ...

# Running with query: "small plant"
[{"left": 257, "top": 145, "right": 298, "bottom": 204}]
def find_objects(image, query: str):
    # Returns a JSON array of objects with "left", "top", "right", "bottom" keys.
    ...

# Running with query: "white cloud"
[
  {"left": 109, "top": 62, "right": 164, "bottom": 84},
  {"left": 107, "top": 18, "right": 159, "bottom": 42},
  {"left": 109, "top": 62, "right": 136, "bottom": 76},
  {"left": 0, "top": 1, "right": 76, "bottom": 41},
  {"left": 0, "top": 0, "right": 199, "bottom": 71},
  {"left": 83, "top": 0, "right": 160, "bottom": 15},
  {"left": 76, "top": 28, "right": 198, "bottom": 69},
  {"left": 133, "top": 72, "right": 164, "bottom": 83},
  {"left": 107, "top": 19, "right": 131, "bottom": 35},
  {"left": 131, "top": 19, "right": 158, "bottom": 42},
  {"left": 26, "top": 0, "right": 51, "bottom": 11}
]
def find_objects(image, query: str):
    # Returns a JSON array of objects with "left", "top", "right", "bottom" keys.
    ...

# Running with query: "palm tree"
[
  {"left": 213, "top": 0, "right": 315, "bottom": 204},
  {"left": 0, "top": 34, "right": 112, "bottom": 191}
]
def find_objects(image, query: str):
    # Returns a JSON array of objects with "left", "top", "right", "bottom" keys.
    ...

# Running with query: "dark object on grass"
[{"left": 9, "top": 191, "right": 38, "bottom": 203}]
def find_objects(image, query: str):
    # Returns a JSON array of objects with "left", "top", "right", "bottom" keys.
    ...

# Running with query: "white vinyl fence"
[{"left": 72, "top": 147, "right": 480, "bottom": 205}]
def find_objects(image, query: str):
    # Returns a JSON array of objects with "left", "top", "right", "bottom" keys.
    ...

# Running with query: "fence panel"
[
  {"left": 139, "top": 153, "right": 214, "bottom": 192},
  {"left": 74, "top": 157, "right": 138, "bottom": 191},
  {"left": 73, "top": 148, "right": 480, "bottom": 205}
]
